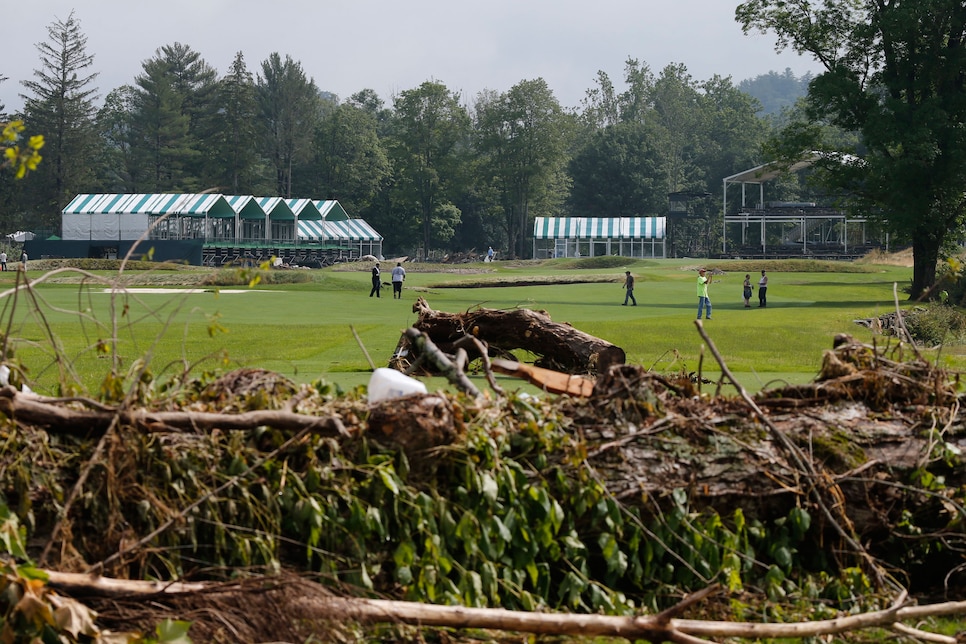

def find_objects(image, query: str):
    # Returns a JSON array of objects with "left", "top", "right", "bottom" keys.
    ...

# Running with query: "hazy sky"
[{"left": 3, "top": 0, "right": 820, "bottom": 114}]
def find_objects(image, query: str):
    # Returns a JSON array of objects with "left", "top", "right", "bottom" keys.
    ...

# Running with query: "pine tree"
[
  {"left": 20, "top": 10, "right": 100, "bottom": 231},
  {"left": 211, "top": 52, "right": 262, "bottom": 194}
]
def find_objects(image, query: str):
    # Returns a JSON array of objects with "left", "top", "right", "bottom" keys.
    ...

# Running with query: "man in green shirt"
[{"left": 696, "top": 268, "right": 712, "bottom": 320}]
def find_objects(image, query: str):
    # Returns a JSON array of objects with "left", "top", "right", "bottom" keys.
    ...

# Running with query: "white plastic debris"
[{"left": 368, "top": 368, "right": 427, "bottom": 402}]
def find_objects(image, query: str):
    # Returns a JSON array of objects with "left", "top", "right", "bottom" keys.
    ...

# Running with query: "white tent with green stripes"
[
  {"left": 62, "top": 193, "right": 235, "bottom": 241},
  {"left": 62, "top": 194, "right": 381, "bottom": 256},
  {"left": 532, "top": 216, "right": 666, "bottom": 259}
]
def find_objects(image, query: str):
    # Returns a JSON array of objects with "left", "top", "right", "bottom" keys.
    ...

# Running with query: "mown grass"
[{"left": 2, "top": 257, "right": 960, "bottom": 396}]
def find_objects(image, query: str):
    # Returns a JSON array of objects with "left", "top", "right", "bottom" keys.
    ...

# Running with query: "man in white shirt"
[
  {"left": 758, "top": 270, "right": 768, "bottom": 307},
  {"left": 391, "top": 262, "right": 406, "bottom": 299}
]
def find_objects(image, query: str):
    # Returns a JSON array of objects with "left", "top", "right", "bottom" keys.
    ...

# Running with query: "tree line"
[
  {"left": 8, "top": 2, "right": 964, "bottom": 297},
  {"left": 0, "top": 11, "right": 800, "bottom": 260}
]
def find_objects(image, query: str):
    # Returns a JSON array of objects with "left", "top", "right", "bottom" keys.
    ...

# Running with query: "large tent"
[
  {"left": 294, "top": 201, "right": 382, "bottom": 257},
  {"left": 62, "top": 193, "right": 234, "bottom": 241},
  {"left": 720, "top": 157, "right": 876, "bottom": 258},
  {"left": 59, "top": 194, "right": 383, "bottom": 262},
  {"left": 533, "top": 217, "right": 666, "bottom": 259}
]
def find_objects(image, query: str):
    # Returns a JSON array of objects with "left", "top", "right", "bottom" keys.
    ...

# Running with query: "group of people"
[
  {"left": 621, "top": 268, "right": 770, "bottom": 318},
  {"left": 695, "top": 268, "right": 768, "bottom": 319},
  {"left": 369, "top": 261, "right": 407, "bottom": 299},
  {"left": 743, "top": 270, "right": 768, "bottom": 308},
  {"left": 369, "top": 259, "right": 770, "bottom": 313}
]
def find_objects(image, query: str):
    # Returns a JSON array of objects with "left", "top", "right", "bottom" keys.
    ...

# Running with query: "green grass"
[{"left": 1, "top": 258, "right": 960, "bottom": 396}]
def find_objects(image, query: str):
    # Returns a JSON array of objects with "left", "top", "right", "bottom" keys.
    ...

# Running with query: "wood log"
[
  {"left": 44, "top": 571, "right": 966, "bottom": 643},
  {"left": 489, "top": 357, "right": 595, "bottom": 396},
  {"left": 402, "top": 296, "right": 625, "bottom": 375},
  {"left": 0, "top": 386, "right": 348, "bottom": 438}
]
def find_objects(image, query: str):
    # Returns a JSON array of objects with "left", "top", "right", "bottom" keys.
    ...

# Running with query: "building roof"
[
  {"left": 297, "top": 219, "right": 383, "bottom": 242},
  {"left": 63, "top": 193, "right": 234, "bottom": 217},
  {"left": 722, "top": 153, "right": 824, "bottom": 185},
  {"left": 314, "top": 200, "right": 349, "bottom": 221},
  {"left": 65, "top": 194, "right": 359, "bottom": 224},
  {"left": 533, "top": 217, "right": 666, "bottom": 239}
]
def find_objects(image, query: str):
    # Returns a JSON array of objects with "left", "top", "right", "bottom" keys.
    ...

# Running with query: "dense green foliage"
[
  {"left": 737, "top": 0, "right": 966, "bottom": 298},
  {"left": 0, "top": 378, "right": 880, "bottom": 618},
  {"left": 737, "top": 68, "right": 810, "bottom": 116}
]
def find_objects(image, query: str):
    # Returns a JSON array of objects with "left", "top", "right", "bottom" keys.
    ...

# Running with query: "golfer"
[{"left": 696, "top": 268, "right": 712, "bottom": 320}]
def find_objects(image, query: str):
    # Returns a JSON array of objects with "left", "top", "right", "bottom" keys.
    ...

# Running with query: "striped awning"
[
  {"left": 285, "top": 198, "right": 322, "bottom": 220},
  {"left": 297, "top": 220, "right": 327, "bottom": 241},
  {"left": 253, "top": 196, "right": 295, "bottom": 220},
  {"left": 533, "top": 217, "right": 665, "bottom": 239},
  {"left": 297, "top": 219, "right": 383, "bottom": 241},
  {"left": 314, "top": 200, "right": 349, "bottom": 221},
  {"left": 63, "top": 194, "right": 235, "bottom": 217},
  {"left": 324, "top": 219, "right": 382, "bottom": 241},
  {"left": 224, "top": 194, "right": 261, "bottom": 219}
]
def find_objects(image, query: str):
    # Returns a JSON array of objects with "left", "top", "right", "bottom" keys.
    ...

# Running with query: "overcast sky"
[{"left": 3, "top": 0, "right": 820, "bottom": 115}]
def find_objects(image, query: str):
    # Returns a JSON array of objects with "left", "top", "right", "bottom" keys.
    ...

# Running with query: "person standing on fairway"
[
  {"left": 391, "top": 262, "right": 406, "bottom": 299},
  {"left": 696, "top": 268, "right": 712, "bottom": 320},
  {"left": 369, "top": 262, "right": 381, "bottom": 297},
  {"left": 622, "top": 270, "right": 637, "bottom": 306},
  {"left": 758, "top": 270, "right": 768, "bottom": 307}
]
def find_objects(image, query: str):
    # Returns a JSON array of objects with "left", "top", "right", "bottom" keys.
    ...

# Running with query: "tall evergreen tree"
[
  {"left": 256, "top": 53, "right": 321, "bottom": 197},
  {"left": 20, "top": 10, "right": 100, "bottom": 230},
  {"left": 211, "top": 52, "right": 262, "bottom": 193},
  {"left": 127, "top": 43, "right": 217, "bottom": 192},
  {"left": 130, "top": 59, "right": 195, "bottom": 191},
  {"left": 160, "top": 43, "right": 219, "bottom": 187},
  {"left": 96, "top": 85, "right": 138, "bottom": 191}
]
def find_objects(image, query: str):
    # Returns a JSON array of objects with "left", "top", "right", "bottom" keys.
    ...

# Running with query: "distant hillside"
[{"left": 739, "top": 68, "right": 812, "bottom": 116}]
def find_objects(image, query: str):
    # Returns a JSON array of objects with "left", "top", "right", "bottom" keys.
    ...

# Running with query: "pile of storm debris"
[{"left": 4, "top": 299, "right": 966, "bottom": 643}]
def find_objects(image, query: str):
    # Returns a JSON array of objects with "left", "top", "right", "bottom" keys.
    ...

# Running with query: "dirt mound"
[{"left": 856, "top": 247, "right": 914, "bottom": 266}]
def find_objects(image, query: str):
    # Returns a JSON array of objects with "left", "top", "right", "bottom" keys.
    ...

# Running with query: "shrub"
[{"left": 903, "top": 305, "right": 966, "bottom": 346}]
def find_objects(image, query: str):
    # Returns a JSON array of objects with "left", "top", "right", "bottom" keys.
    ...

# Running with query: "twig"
[
  {"left": 40, "top": 562, "right": 966, "bottom": 642},
  {"left": 0, "top": 386, "right": 348, "bottom": 437},
  {"left": 696, "top": 343, "right": 704, "bottom": 395},
  {"left": 351, "top": 324, "right": 376, "bottom": 370},
  {"left": 403, "top": 328, "right": 481, "bottom": 397},
  {"left": 893, "top": 282, "right": 924, "bottom": 361},
  {"left": 452, "top": 334, "right": 505, "bottom": 396}
]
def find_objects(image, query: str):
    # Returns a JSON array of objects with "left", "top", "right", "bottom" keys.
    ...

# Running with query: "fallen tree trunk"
[
  {"left": 0, "top": 386, "right": 348, "bottom": 438},
  {"left": 44, "top": 571, "right": 965, "bottom": 643},
  {"left": 395, "top": 296, "right": 625, "bottom": 375}
]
